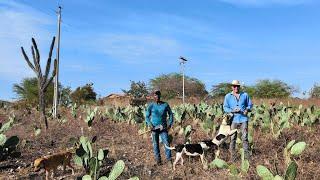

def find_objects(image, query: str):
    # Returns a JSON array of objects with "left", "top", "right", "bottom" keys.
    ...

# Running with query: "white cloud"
[
  {"left": 0, "top": 0, "right": 54, "bottom": 80},
  {"left": 91, "top": 33, "right": 183, "bottom": 64},
  {"left": 218, "top": 0, "right": 313, "bottom": 7}
]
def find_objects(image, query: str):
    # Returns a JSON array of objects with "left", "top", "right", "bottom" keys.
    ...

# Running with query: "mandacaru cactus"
[{"left": 21, "top": 37, "right": 57, "bottom": 129}]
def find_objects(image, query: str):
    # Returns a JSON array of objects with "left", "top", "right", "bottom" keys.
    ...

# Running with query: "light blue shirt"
[
  {"left": 223, "top": 92, "right": 253, "bottom": 123},
  {"left": 145, "top": 102, "right": 174, "bottom": 128}
]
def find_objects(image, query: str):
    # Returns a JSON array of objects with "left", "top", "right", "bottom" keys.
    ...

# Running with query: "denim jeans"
[
  {"left": 230, "top": 121, "right": 249, "bottom": 154},
  {"left": 152, "top": 130, "right": 171, "bottom": 162}
]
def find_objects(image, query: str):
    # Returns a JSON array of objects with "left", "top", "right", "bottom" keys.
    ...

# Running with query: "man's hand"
[{"left": 232, "top": 108, "right": 240, "bottom": 113}]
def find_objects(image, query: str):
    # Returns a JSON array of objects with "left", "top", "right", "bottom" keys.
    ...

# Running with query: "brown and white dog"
[
  {"left": 34, "top": 151, "right": 74, "bottom": 180},
  {"left": 165, "top": 113, "right": 238, "bottom": 170}
]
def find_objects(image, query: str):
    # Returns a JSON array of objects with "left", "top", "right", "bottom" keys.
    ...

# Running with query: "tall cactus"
[{"left": 21, "top": 37, "right": 57, "bottom": 129}]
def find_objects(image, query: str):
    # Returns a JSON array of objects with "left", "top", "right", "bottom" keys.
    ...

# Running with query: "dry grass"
[
  {"left": 101, "top": 96, "right": 320, "bottom": 108},
  {"left": 0, "top": 106, "right": 319, "bottom": 179}
]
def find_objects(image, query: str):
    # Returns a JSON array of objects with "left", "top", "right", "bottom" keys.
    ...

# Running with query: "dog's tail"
[{"left": 164, "top": 144, "right": 176, "bottom": 150}]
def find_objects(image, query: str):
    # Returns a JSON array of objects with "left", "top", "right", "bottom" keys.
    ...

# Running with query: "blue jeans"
[{"left": 152, "top": 130, "right": 171, "bottom": 162}]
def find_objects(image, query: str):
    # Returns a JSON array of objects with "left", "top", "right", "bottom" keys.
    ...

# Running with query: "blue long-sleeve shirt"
[
  {"left": 223, "top": 92, "right": 253, "bottom": 123},
  {"left": 145, "top": 102, "right": 173, "bottom": 128}
]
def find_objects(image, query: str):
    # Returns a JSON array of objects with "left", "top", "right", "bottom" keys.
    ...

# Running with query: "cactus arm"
[
  {"left": 31, "top": 38, "right": 43, "bottom": 78},
  {"left": 21, "top": 47, "right": 37, "bottom": 74},
  {"left": 31, "top": 46, "right": 42, "bottom": 79},
  {"left": 44, "top": 37, "right": 55, "bottom": 81},
  {"left": 31, "top": 38, "right": 40, "bottom": 65},
  {"left": 31, "top": 46, "right": 39, "bottom": 72},
  {"left": 43, "top": 59, "right": 57, "bottom": 90}
]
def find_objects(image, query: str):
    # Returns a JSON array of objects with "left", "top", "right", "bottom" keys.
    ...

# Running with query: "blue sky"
[{"left": 1, "top": 0, "right": 320, "bottom": 100}]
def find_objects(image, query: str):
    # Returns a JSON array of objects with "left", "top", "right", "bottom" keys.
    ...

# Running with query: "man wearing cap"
[
  {"left": 145, "top": 90, "right": 173, "bottom": 167},
  {"left": 223, "top": 80, "right": 253, "bottom": 161}
]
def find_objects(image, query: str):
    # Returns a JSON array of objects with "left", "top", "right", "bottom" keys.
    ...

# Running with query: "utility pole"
[
  {"left": 179, "top": 56, "right": 187, "bottom": 104},
  {"left": 53, "top": 6, "right": 61, "bottom": 118}
]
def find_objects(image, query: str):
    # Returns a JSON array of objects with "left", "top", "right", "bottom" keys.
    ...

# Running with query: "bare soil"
[{"left": 0, "top": 108, "right": 319, "bottom": 180}]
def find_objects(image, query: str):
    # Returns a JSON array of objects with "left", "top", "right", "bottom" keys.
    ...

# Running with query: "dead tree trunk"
[{"left": 21, "top": 37, "right": 57, "bottom": 129}]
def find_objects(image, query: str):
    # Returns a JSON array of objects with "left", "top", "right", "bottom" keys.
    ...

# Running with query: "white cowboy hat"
[{"left": 231, "top": 80, "right": 241, "bottom": 86}]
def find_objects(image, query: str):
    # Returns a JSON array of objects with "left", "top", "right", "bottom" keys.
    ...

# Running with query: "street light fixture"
[{"left": 179, "top": 56, "right": 188, "bottom": 104}]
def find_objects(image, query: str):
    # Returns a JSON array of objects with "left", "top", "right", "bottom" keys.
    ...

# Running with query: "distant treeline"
[
  {"left": 10, "top": 73, "right": 320, "bottom": 106},
  {"left": 122, "top": 73, "right": 320, "bottom": 100}
]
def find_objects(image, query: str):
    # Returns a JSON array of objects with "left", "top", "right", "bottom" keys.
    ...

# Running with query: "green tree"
[
  {"left": 243, "top": 86, "right": 256, "bottom": 97},
  {"left": 150, "top": 73, "right": 208, "bottom": 99},
  {"left": 122, "top": 81, "right": 149, "bottom": 98},
  {"left": 71, "top": 83, "right": 97, "bottom": 104},
  {"left": 13, "top": 77, "right": 54, "bottom": 105},
  {"left": 211, "top": 83, "right": 232, "bottom": 98},
  {"left": 211, "top": 82, "right": 255, "bottom": 98},
  {"left": 254, "top": 79, "right": 294, "bottom": 98},
  {"left": 13, "top": 77, "right": 71, "bottom": 106},
  {"left": 309, "top": 84, "right": 320, "bottom": 98}
]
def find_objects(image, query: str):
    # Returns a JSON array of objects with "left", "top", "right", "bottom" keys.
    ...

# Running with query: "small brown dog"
[{"left": 34, "top": 151, "right": 74, "bottom": 180}]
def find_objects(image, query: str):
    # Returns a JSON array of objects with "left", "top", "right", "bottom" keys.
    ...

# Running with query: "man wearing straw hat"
[{"left": 223, "top": 80, "right": 253, "bottom": 161}]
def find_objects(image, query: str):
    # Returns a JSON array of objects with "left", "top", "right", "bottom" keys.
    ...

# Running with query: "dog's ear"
[
  {"left": 227, "top": 113, "right": 233, "bottom": 119},
  {"left": 34, "top": 158, "right": 46, "bottom": 171},
  {"left": 222, "top": 114, "right": 226, "bottom": 119},
  {"left": 34, "top": 158, "right": 42, "bottom": 167},
  {"left": 216, "top": 134, "right": 226, "bottom": 141},
  {"left": 226, "top": 113, "right": 234, "bottom": 124}
]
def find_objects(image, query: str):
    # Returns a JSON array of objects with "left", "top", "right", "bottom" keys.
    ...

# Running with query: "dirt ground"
[{"left": 0, "top": 109, "right": 319, "bottom": 180}]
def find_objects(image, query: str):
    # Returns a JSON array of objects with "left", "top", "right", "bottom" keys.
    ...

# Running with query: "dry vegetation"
[{"left": 0, "top": 100, "right": 319, "bottom": 179}]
